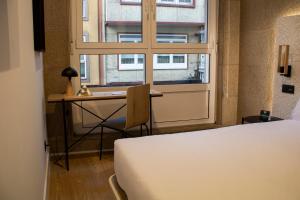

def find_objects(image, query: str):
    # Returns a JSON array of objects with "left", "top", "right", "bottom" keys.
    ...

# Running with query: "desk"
[{"left": 48, "top": 90, "right": 163, "bottom": 170}]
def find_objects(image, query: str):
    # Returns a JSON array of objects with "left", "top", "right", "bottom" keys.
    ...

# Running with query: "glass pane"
[
  {"left": 80, "top": 54, "right": 145, "bottom": 86},
  {"left": 82, "top": 0, "right": 142, "bottom": 43},
  {"left": 156, "top": 0, "right": 207, "bottom": 44},
  {"left": 153, "top": 54, "right": 209, "bottom": 85}
]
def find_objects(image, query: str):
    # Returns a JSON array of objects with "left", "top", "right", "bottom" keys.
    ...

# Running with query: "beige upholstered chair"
[{"left": 99, "top": 84, "right": 150, "bottom": 159}]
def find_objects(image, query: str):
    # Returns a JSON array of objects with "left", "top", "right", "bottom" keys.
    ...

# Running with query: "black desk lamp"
[{"left": 61, "top": 66, "right": 78, "bottom": 96}]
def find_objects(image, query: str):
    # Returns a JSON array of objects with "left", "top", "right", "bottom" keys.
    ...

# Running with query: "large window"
[{"left": 74, "top": 0, "right": 215, "bottom": 87}]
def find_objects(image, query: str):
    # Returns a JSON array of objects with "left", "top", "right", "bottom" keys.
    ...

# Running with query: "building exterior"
[{"left": 81, "top": 0, "right": 209, "bottom": 86}]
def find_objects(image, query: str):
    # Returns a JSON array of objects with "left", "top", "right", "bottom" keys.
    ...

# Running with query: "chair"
[{"left": 99, "top": 84, "right": 150, "bottom": 159}]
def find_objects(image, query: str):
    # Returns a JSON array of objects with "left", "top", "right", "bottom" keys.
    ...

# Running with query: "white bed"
[{"left": 113, "top": 120, "right": 300, "bottom": 200}]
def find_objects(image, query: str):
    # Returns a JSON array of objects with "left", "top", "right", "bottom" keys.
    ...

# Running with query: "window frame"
[{"left": 71, "top": 0, "right": 218, "bottom": 86}]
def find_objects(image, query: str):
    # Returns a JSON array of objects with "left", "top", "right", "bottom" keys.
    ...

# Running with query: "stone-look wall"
[
  {"left": 44, "top": 0, "right": 71, "bottom": 150},
  {"left": 272, "top": 15, "right": 300, "bottom": 118},
  {"left": 217, "top": 0, "right": 240, "bottom": 125},
  {"left": 238, "top": 0, "right": 300, "bottom": 121}
]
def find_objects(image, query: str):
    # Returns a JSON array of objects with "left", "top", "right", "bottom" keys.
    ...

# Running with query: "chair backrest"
[{"left": 125, "top": 84, "right": 150, "bottom": 129}]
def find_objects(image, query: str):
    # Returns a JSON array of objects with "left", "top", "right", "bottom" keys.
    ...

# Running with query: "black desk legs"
[
  {"left": 62, "top": 100, "right": 69, "bottom": 171},
  {"left": 149, "top": 96, "right": 153, "bottom": 135}
]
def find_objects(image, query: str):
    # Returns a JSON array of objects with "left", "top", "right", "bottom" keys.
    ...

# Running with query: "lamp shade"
[{"left": 61, "top": 66, "right": 78, "bottom": 79}]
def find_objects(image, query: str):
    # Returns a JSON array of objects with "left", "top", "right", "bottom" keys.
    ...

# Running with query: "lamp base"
[{"left": 65, "top": 80, "right": 74, "bottom": 96}]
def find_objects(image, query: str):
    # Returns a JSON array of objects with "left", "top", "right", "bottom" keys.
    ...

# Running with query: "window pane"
[
  {"left": 80, "top": 54, "right": 145, "bottom": 86},
  {"left": 173, "top": 55, "right": 185, "bottom": 63},
  {"left": 156, "top": 0, "right": 207, "bottom": 44},
  {"left": 121, "top": 55, "right": 135, "bottom": 64},
  {"left": 82, "top": 0, "right": 142, "bottom": 43},
  {"left": 157, "top": 55, "right": 170, "bottom": 63},
  {"left": 153, "top": 54, "right": 209, "bottom": 85}
]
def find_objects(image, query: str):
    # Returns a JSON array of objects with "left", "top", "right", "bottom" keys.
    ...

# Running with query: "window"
[
  {"left": 79, "top": 54, "right": 145, "bottom": 86},
  {"left": 157, "top": 0, "right": 193, "bottom": 6},
  {"left": 153, "top": 53, "right": 209, "bottom": 84},
  {"left": 82, "top": 0, "right": 88, "bottom": 21},
  {"left": 155, "top": 34, "right": 187, "bottom": 69},
  {"left": 80, "top": 33, "right": 89, "bottom": 81},
  {"left": 75, "top": 0, "right": 215, "bottom": 86},
  {"left": 73, "top": 0, "right": 217, "bottom": 124},
  {"left": 119, "top": 34, "right": 144, "bottom": 70},
  {"left": 121, "top": 0, "right": 194, "bottom": 7},
  {"left": 119, "top": 33, "right": 188, "bottom": 70},
  {"left": 121, "top": 0, "right": 141, "bottom": 3},
  {"left": 81, "top": 0, "right": 142, "bottom": 43}
]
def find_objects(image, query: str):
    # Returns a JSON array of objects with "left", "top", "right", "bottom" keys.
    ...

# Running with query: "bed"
[{"left": 111, "top": 118, "right": 300, "bottom": 200}]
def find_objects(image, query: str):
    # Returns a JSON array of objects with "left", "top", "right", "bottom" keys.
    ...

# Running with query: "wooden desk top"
[{"left": 48, "top": 90, "right": 163, "bottom": 103}]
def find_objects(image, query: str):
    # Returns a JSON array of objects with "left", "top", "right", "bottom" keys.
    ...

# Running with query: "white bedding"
[{"left": 114, "top": 120, "right": 300, "bottom": 200}]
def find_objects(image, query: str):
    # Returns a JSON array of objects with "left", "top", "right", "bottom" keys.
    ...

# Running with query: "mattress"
[{"left": 114, "top": 120, "right": 300, "bottom": 200}]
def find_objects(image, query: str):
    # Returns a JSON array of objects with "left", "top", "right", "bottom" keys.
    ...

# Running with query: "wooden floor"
[{"left": 49, "top": 153, "right": 115, "bottom": 200}]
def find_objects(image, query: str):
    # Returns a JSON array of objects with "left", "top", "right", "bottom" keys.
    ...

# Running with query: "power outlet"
[{"left": 282, "top": 84, "right": 295, "bottom": 94}]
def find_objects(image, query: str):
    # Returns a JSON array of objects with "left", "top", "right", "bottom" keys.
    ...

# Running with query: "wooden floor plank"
[{"left": 49, "top": 153, "right": 115, "bottom": 200}]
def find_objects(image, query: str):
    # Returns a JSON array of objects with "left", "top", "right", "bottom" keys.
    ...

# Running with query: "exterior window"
[
  {"left": 157, "top": 0, "right": 193, "bottom": 6},
  {"left": 154, "top": 34, "right": 188, "bottom": 69},
  {"left": 121, "top": 0, "right": 193, "bottom": 6},
  {"left": 80, "top": 33, "right": 89, "bottom": 80},
  {"left": 121, "top": 0, "right": 141, "bottom": 3},
  {"left": 119, "top": 33, "right": 187, "bottom": 70},
  {"left": 82, "top": 0, "right": 88, "bottom": 21},
  {"left": 119, "top": 34, "right": 144, "bottom": 70},
  {"left": 153, "top": 54, "right": 210, "bottom": 84}
]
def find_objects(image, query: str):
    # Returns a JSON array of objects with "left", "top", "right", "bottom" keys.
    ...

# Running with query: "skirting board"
[
  {"left": 43, "top": 152, "right": 50, "bottom": 200},
  {"left": 109, "top": 174, "right": 128, "bottom": 200}
]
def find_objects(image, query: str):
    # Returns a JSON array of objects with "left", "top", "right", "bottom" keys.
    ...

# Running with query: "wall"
[
  {"left": 44, "top": 0, "right": 70, "bottom": 151},
  {"left": 272, "top": 15, "right": 300, "bottom": 118},
  {"left": 238, "top": 0, "right": 300, "bottom": 120},
  {"left": 217, "top": 0, "right": 240, "bottom": 125},
  {"left": 0, "top": 0, "right": 48, "bottom": 199}
]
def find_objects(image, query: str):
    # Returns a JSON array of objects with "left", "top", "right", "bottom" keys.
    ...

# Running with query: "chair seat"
[{"left": 102, "top": 117, "right": 126, "bottom": 130}]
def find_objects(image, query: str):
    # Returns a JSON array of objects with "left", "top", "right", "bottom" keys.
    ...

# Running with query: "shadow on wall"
[{"left": 0, "top": 0, "right": 10, "bottom": 72}]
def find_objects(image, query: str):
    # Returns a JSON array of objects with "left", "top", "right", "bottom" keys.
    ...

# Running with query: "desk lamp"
[{"left": 61, "top": 66, "right": 78, "bottom": 96}]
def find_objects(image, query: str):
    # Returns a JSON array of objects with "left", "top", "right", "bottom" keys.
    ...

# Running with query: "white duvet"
[{"left": 114, "top": 120, "right": 300, "bottom": 200}]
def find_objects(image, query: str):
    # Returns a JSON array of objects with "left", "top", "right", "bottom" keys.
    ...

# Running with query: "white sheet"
[{"left": 114, "top": 120, "right": 300, "bottom": 200}]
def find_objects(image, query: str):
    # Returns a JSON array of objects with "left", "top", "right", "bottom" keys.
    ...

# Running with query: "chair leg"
[
  {"left": 144, "top": 124, "right": 149, "bottom": 136},
  {"left": 140, "top": 125, "right": 143, "bottom": 136},
  {"left": 99, "top": 126, "right": 104, "bottom": 160}
]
